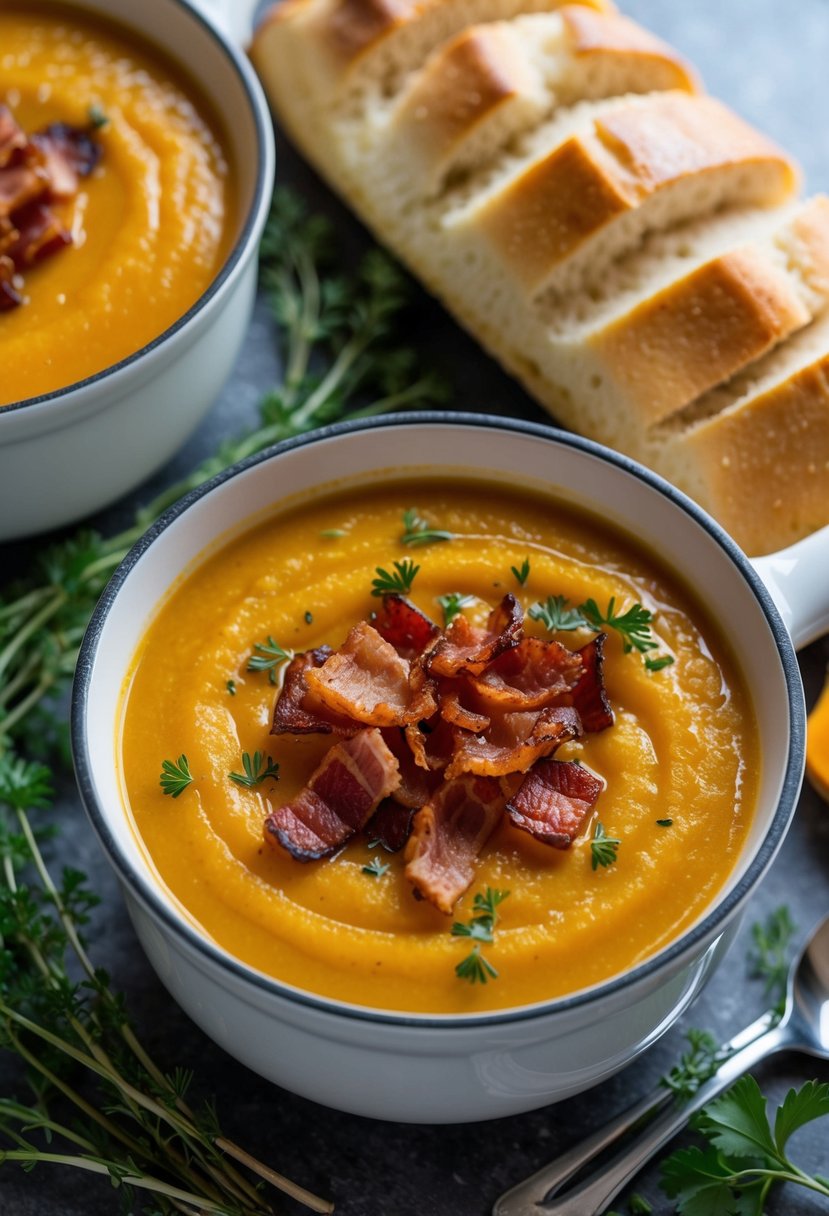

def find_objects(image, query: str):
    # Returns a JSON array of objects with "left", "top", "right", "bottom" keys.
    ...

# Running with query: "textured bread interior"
[{"left": 251, "top": 0, "right": 828, "bottom": 553}]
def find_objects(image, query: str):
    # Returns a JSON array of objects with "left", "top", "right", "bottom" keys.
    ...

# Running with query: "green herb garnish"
[
  {"left": 362, "top": 856, "right": 390, "bottom": 878},
  {"left": 159, "top": 754, "right": 193, "bottom": 799},
  {"left": 229, "top": 751, "right": 280, "bottom": 789},
  {"left": 247, "top": 636, "right": 294, "bottom": 685},
  {"left": 590, "top": 821, "right": 620, "bottom": 870},
  {"left": 226, "top": 678, "right": 236, "bottom": 696},
  {"left": 511, "top": 558, "right": 531, "bottom": 586},
  {"left": 528, "top": 595, "right": 588, "bottom": 632},
  {"left": 437, "top": 592, "right": 473, "bottom": 628},
  {"left": 580, "top": 597, "right": 658, "bottom": 655},
  {"left": 644, "top": 654, "right": 675, "bottom": 673},
  {"left": 87, "top": 103, "right": 109, "bottom": 130},
  {"left": 455, "top": 945, "right": 499, "bottom": 984},
  {"left": 320, "top": 528, "right": 346, "bottom": 538},
  {"left": 628, "top": 1195, "right": 653, "bottom": 1215},
  {"left": 748, "top": 905, "right": 796, "bottom": 1013},
  {"left": 399, "top": 508, "right": 453, "bottom": 547},
  {"left": 304, "top": 610, "right": 313, "bottom": 624},
  {"left": 660, "top": 1078, "right": 829, "bottom": 1213},
  {"left": 452, "top": 888, "right": 509, "bottom": 982},
  {"left": 371, "top": 559, "right": 419, "bottom": 597},
  {"left": 662, "top": 1029, "right": 731, "bottom": 1103},
  {"left": 656, "top": 817, "right": 673, "bottom": 827}
]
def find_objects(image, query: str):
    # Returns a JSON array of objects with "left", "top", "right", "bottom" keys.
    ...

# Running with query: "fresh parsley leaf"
[
  {"left": 455, "top": 944, "right": 498, "bottom": 984},
  {"left": 159, "top": 755, "right": 192, "bottom": 799},
  {"left": 400, "top": 507, "right": 453, "bottom": 547},
  {"left": 362, "top": 856, "right": 390, "bottom": 878},
  {"left": 661, "top": 1080, "right": 829, "bottom": 1214},
  {"left": 247, "top": 637, "right": 294, "bottom": 685},
  {"left": 228, "top": 751, "right": 280, "bottom": 789},
  {"left": 645, "top": 654, "right": 675, "bottom": 673},
  {"left": 748, "top": 905, "right": 795, "bottom": 1007},
  {"left": 437, "top": 592, "right": 473, "bottom": 627},
  {"left": 590, "top": 821, "right": 620, "bottom": 870},
  {"left": 774, "top": 1080, "right": 829, "bottom": 1154},
  {"left": 0, "top": 756, "right": 53, "bottom": 810},
  {"left": 371, "top": 559, "right": 419, "bottom": 597},
  {"left": 472, "top": 887, "right": 510, "bottom": 922},
  {"left": 661, "top": 1029, "right": 730, "bottom": 1103},
  {"left": 511, "top": 558, "right": 531, "bottom": 586},
  {"left": 528, "top": 595, "right": 587, "bottom": 632},
  {"left": 580, "top": 597, "right": 658, "bottom": 655}
]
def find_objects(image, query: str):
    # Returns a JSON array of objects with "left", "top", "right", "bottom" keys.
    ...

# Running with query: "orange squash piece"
[{"left": 806, "top": 672, "right": 829, "bottom": 802}]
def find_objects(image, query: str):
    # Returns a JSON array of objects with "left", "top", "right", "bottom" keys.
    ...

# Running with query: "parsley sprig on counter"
[{"left": 0, "top": 188, "right": 447, "bottom": 1212}]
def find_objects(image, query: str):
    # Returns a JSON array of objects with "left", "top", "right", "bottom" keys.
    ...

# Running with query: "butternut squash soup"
[
  {"left": 120, "top": 480, "right": 759, "bottom": 1014},
  {"left": 0, "top": 3, "right": 233, "bottom": 405}
]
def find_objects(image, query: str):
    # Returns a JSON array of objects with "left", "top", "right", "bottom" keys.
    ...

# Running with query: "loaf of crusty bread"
[{"left": 251, "top": 0, "right": 829, "bottom": 555}]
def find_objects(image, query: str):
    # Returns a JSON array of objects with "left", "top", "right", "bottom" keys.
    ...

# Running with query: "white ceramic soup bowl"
[
  {"left": 0, "top": 0, "right": 274, "bottom": 540},
  {"left": 72, "top": 415, "right": 828, "bottom": 1124}
]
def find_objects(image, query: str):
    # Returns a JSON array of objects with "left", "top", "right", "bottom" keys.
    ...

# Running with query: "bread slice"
[
  {"left": 650, "top": 310, "right": 829, "bottom": 555},
  {"left": 538, "top": 196, "right": 829, "bottom": 437},
  {"left": 386, "top": 7, "right": 698, "bottom": 198},
  {"left": 446, "top": 91, "right": 800, "bottom": 297}
]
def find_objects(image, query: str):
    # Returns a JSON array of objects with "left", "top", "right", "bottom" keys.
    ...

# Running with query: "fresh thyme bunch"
[{"left": 0, "top": 187, "right": 448, "bottom": 1210}]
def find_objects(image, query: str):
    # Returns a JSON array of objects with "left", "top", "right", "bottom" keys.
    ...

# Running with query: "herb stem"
[
  {"left": 0, "top": 1150, "right": 243, "bottom": 1212},
  {"left": 0, "top": 590, "right": 65, "bottom": 685},
  {"left": 215, "top": 1137, "right": 333, "bottom": 1214}
]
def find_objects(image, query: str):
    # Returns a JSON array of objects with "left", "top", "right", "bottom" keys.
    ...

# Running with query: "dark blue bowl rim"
[
  {"left": 2, "top": 0, "right": 273, "bottom": 416},
  {"left": 71, "top": 412, "right": 805, "bottom": 1029}
]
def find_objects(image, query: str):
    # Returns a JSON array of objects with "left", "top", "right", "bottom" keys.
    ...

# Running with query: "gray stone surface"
[{"left": 2, "top": 1, "right": 829, "bottom": 1213}]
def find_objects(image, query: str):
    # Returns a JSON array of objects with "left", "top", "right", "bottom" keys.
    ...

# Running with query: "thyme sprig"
[
  {"left": 371, "top": 560, "right": 419, "bottom": 597},
  {"left": 0, "top": 757, "right": 331, "bottom": 1214},
  {"left": 159, "top": 755, "right": 193, "bottom": 799},
  {"left": 452, "top": 887, "right": 509, "bottom": 983},
  {"left": 246, "top": 638, "right": 294, "bottom": 686},
  {"left": 437, "top": 592, "right": 473, "bottom": 628},
  {"left": 528, "top": 593, "right": 674, "bottom": 669},
  {"left": 0, "top": 188, "right": 447, "bottom": 1211},
  {"left": 229, "top": 752, "right": 280, "bottom": 790},
  {"left": 399, "top": 508, "right": 453, "bottom": 547}
]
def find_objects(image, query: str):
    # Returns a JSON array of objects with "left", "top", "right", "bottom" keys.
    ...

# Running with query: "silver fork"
[{"left": 493, "top": 914, "right": 829, "bottom": 1216}]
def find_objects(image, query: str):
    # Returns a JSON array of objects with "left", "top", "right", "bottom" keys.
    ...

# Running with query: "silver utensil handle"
[{"left": 493, "top": 1014, "right": 789, "bottom": 1216}]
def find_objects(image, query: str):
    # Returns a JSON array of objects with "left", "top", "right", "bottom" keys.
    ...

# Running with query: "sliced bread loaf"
[
  {"left": 650, "top": 309, "right": 829, "bottom": 555},
  {"left": 386, "top": 7, "right": 698, "bottom": 197}
]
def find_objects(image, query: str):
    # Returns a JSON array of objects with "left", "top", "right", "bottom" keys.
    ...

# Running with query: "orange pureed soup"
[
  {"left": 120, "top": 480, "right": 759, "bottom": 1014},
  {"left": 0, "top": 3, "right": 234, "bottom": 405}
]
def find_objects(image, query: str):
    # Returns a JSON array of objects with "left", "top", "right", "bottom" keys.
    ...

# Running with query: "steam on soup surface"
[{"left": 120, "top": 479, "right": 759, "bottom": 1014}]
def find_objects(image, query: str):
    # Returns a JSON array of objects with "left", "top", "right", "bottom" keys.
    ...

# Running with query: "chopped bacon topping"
[
  {"left": 404, "top": 775, "right": 507, "bottom": 913},
  {"left": 264, "top": 591, "right": 614, "bottom": 910},
  {"left": 468, "top": 636, "right": 582, "bottom": 711},
  {"left": 305, "top": 621, "right": 436, "bottom": 727},
  {"left": 570, "top": 634, "right": 614, "bottom": 733},
  {"left": 271, "top": 646, "right": 359, "bottom": 736},
  {"left": 365, "top": 799, "right": 415, "bottom": 853},
  {"left": 264, "top": 728, "right": 400, "bottom": 861},
  {"left": 446, "top": 705, "right": 583, "bottom": 779},
  {"left": 0, "top": 106, "right": 103, "bottom": 311},
  {"left": 372, "top": 594, "right": 440, "bottom": 660},
  {"left": 506, "top": 759, "right": 604, "bottom": 848},
  {"left": 427, "top": 594, "right": 523, "bottom": 677}
]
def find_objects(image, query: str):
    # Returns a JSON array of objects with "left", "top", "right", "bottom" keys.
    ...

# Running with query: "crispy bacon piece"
[
  {"left": 571, "top": 634, "right": 614, "bottom": 733},
  {"left": 0, "top": 162, "right": 47, "bottom": 220},
  {"left": 439, "top": 682, "right": 490, "bottom": 733},
  {"left": 445, "top": 705, "right": 583, "bottom": 779},
  {"left": 506, "top": 759, "right": 604, "bottom": 847},
  {"left": 468, "top": 636, "right": 582, "bottom": 711},
  {"left": 404, "top": 775, "right": 507, "bottom": 913},
  {"left": 372, "top": 594, "right": 440, "bottom": 660},
  {"left": 4, "top": 200, "right": 71, "bottom": 268},
  {"left": 305, "top": 621, "right": 437, "bottom": 727},
  {"left": 380, "top": 726, "right": 438, "bottom": 807},
  {"left": 365, "top": 799, "right": 415, "bottom": 853},
  {"left": 271, "top": 646, "right": 359, "bottom": 736},
  {"left": 264, "top": 728, "right": 400, "bottom": 861},
  {"left": 31, "top": 123, "right": 101, "bottom": 198},
  {"left": 404, "top": 714, "right": 457, "bottom": 772},
  {"left": 427, "top": 594, "right": 523, "bottom": 677}
]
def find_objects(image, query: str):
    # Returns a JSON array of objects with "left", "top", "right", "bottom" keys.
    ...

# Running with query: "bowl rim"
[
  {"left": 1, "top": 0, "right": 274, "bottom": 417},
  {"left": 71, "top": 413, "right": 806, "bottom": 1028}
]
